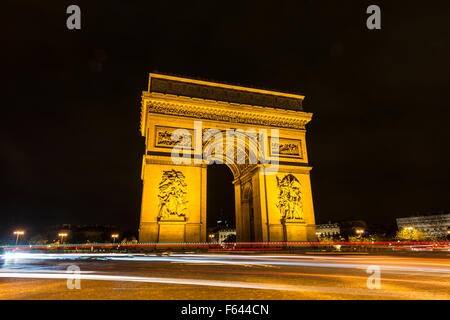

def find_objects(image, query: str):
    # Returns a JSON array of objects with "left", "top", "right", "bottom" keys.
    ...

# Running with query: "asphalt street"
[{"left": 0, "top": 252, "right": 449, "bottom": 300}]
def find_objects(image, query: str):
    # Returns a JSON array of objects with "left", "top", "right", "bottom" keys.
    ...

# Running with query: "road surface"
[{"left": 0, "top": 251, "right": 449, "bottom": 299}]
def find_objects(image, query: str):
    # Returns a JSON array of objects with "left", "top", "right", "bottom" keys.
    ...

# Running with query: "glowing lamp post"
[
  {"left": 356, "top": 229, "right": 365, "bottom": 236},
  {"left": 13, "top": 230, "right": 24, "bottom": 245},
  {"left": 58, "top": 233, "right": 68, "bottom": 244},
  {"left": 111, "top": 234, "right": 119, "bottom": 244}
]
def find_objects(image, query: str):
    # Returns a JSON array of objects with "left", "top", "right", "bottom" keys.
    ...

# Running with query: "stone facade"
[
  {"left": 396, "top": 214, "right": 450, "bottom": 239},
  {"left": 209, "top": 228, "right": 236, "bottom": 243},
  {"left": 315, "top": 223, "right": 341, "bottom": 237}
]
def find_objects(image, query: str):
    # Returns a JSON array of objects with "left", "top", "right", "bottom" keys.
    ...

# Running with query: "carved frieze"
[
  {"left": 145, "top": 100, "right": 309, "bottom": 130},
  {"left": 271, "top": 139, "right": 303, "bottom": 158},
  {"left": 155, "top": 126, "right": 193, "bottom": 149}
]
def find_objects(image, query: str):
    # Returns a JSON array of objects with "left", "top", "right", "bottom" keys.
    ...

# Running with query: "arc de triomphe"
[{"left": 139, "top": 73, "right": 316, "bottom": 243}]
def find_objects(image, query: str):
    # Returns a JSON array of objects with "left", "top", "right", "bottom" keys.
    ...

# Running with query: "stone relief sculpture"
[
  {"left": 276, "top": 174, "right": 304, "bottom": 222},
  {"left": 157, "top": 129, "right": 192, "bottom": 147},
  {"left": 279, "top": 143, "right": 299, "bottom": 155},
  {"left": 158, "top": 170, "right": 188, "bottom": 220},
  {"left": 271, "top": 140, "right": 302, "bottom": 157}
]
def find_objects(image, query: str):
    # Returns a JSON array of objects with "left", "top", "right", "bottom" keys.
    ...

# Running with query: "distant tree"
[
  {"left": 318, "top": 235, "right": 335, "bottom": 242},
  {"left": 223, "top": 234, "right": 236, "bottom": 243},
  {"left": 29, "top": 234, "right": 49, "bottom": 245},
  {"left": 369, "top": 233, "right": 390, "bottom": 241},
  {"left": 83, "top": 231, "right": 103, "bottom": 243},
  {"left": 348, "top": 235, "right": 364, "bottom": 242},
  {"left": 396, "top": 228, "right": 427, "bottom": 241},
  {"left": 130, "top": 237, "right": 138, "bottom": 244},
  {"left": 121, "top": 236, "right": 138, "bottom": 244}
]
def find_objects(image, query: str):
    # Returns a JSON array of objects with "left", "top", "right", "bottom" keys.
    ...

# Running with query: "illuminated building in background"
[
  {"left": 396, "top": 213, "right": 450, "bottom": 239},
  {"left": 208, "top": 228, "right": 236, "bottom": 243},
  {"left": 315, "top": 223, "right": 340, "bottom": 237}
]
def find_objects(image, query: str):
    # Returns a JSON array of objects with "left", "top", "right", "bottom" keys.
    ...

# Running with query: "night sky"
[{"left": 2, "top": 1, "right": 450, "bottom": 237}]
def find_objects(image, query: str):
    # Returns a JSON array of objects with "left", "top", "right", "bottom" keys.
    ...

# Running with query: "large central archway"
[
  {"left": 206, "top": 164, "right": 235, "bottom": 231},
  {"left": 203, "top": 128, "right": 261, "bottom": 242},
  {"left": 138, "top": 73, "right": 316, "bottom": 243}
]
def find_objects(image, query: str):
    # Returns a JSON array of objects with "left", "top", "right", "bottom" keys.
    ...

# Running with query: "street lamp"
[
  {"left": 13, "top": 230, "right": 24, "bottom": 245},
  {"left": 111, "top": 234, "right": 119, "bottom": 243},
  {"left": 58, "top": 233, "right": 68, "bottom": 244},
  {"left": 356, "top": 229, "right": 364, "bottom": 235},
  {"left": 404, "top": 226, "right": 414, "bottom": 230}
]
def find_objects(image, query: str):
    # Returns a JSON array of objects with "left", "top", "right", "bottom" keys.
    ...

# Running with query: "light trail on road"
[
  {"left": 3, "top": 252, "right": 450, "bottom": 274},
  {"left": 1, "top": 252, "right": 449, "bottom": 299},
  {"left": 0, "top": 270, "right": 448, "bottom": 299}
]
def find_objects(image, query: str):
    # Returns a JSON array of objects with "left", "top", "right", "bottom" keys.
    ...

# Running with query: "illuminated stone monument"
[{"left": 139, "top": 73, "right": 316, "bottom": 242}]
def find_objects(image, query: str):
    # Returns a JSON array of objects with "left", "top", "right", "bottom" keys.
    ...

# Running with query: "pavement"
[{"left": 0, "top": 251, "right": 449, "bottom": 300}]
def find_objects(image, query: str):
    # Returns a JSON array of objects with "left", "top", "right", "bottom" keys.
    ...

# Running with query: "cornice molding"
[{"left": 141, "top": 92, "right": 312, "bottom": 134}]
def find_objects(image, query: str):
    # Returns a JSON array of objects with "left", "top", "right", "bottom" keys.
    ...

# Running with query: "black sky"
[{"left": 2, "top": 1, "right": 450, "bottom": 237}]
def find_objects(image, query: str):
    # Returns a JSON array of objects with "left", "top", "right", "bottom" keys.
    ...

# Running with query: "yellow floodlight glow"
[
  {"left": 13, "top": 230, "right": 25, "bottom": 245},
  {"left": 111, "top": 234, "right": 119, "bottom": 243},
  {"left": 58, "top": 232, "right": 68, "bottom": 244}
]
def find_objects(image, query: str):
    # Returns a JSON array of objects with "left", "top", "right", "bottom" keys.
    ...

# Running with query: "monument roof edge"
[{"left": 147, "top": 73, "right": 305, "bottom": 100}]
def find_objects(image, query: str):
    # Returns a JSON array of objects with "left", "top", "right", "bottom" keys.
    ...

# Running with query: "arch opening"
[{"left": 207, "top": 164, "right": 236, "bottom": 242}]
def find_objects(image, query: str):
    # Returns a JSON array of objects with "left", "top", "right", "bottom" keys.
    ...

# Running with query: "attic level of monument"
[
  {"left": 148, "top": 73, "right": 305, "bottom": 111},
  {"left": 140, "top": 74, "right": 312, "bottom": 136}
]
